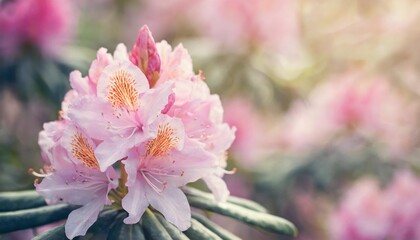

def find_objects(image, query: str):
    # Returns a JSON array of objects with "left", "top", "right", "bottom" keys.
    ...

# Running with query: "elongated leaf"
[
  {"left": 183, "top": 187, "right": 267, "bottom": 213},
  {"left": 79, "top": 209, "right": 120, "bottom": 240},
  {"left": 0, "top": 190, "right": 46, "bottom": 212},
  {"left": 192, "top": 213, "right": 240, "bottom": 240},
  {"left": 187, "top": 195, "right": 297, "bottom": 237},
  {"left": 154, "top": 213, "right": 189, "bottom": 240},
  {"left": 33, "top": 224, "right": 66, "bottom": 240},
  {"left": 142, "top": 209, "right": 172, "bottom": 240},
  {"left": 0, "top": 204, "right": 77, "bottom": 233},
  {"left": 184, "top": 219, "right": 222, "bottom": 240},
  {"left": 107, "top": 213, "right": 145, "bottom": 240}
]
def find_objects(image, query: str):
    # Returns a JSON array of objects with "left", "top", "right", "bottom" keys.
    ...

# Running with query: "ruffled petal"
[
  {"left": 114, "top": 43, "right": 129, "bottom": 61},
  {"left": 88, "top": 47, "right": 113, "bottom": 85},
  {"left": 69, "top": 70, "right": 94, "bottom": 95}
]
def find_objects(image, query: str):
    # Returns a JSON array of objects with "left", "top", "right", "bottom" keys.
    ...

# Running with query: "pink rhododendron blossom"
[
  {"left": 36, "top": 121, "right": 118, "bottom": 239},
  {"left": 166, "top": 79, "right": 236, "bottom": 202},
  {"left": 35, "top": 25, "right": 235, "bottom": 237},
  {"left": 137, "top": 0, "right": 302, "bottom": 55},
  {"left": 122, "top": 114, "right": 217, "bottom": 229},
  {"left": 329, "top": 171, "right": 420, "bottom": 240},
  {"left": 223, "top": 97, "right": 271, "bottom": 168},
  {"left": 0, "top": 0, "right": 76, "bottom": 59},
  {"left": 279, "top": 70, "right": 416, "bottom": 157}
]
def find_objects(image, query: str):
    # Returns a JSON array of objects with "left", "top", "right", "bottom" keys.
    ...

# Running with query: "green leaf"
[
  {"left": 184, "top": 219, "right": 222, "bottom": 240},
  {"left": 154, "top": 213, "right": 189, "bottom": 240},
  {"left": 79, "top": 209, "right": 120, "bottom": 240},
  {"left": 183, "top": 187, "right": 267, "bottom": 213},
  {"left": 141, "top": 209, "right": 172, "bottom": 240},
  {"left": 107, "top": 213, "right": 145, "bottom": 240},
  {"left": 192, "top": 213, "right": 240, "bottom": 240},
  {"left": 33, "top": 224, "right": 66, "bottom": 240},
  {"left": 0, "top": 190, "right": 46, "bottom": 212},
  {"left": 187, "top": 195, "right": 297, "bottom": 237},
  {"left": 0, "top": 204, "right": 77, "bottom": 234}
]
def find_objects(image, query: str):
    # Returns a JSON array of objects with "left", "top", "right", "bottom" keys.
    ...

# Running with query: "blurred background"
[{"left": 1, "top": 0, "right": 420, "bottom": 239}]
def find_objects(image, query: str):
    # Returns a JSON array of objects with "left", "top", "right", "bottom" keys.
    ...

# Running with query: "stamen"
[
  {"left": 28, "top": 168, "right": 52, "bottom": 178},
  {"left": 141, "top": 171, "right": 167, "bottom": 193},
  {"left": 108, "top": 69, "right": 139, "bottom": 111},
  {"left": 145, "top": 168, "right": 184, "bottom": 177},
  {"left": 71, "top": 132, "right": 99, "bottom": 169},
  {"left": 146, "top": 123, "right": 179, "bottom": 158}
]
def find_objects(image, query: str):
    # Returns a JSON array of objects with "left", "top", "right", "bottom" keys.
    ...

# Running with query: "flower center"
[
  {"left": 146, "top": 123, "right": 178, "bottom": 158},
  {"left": 108, "top": 69, "right": 139, "bottom": 111},
  {"left": 71, "top": 132, "right": 99, "bottom": 169}
]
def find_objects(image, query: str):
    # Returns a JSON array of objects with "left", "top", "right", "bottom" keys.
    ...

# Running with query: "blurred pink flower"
[
  {"left": 279, "top": 70, "right": 416, "bottom": 156},
  {"left": 386, "top": 171, "right": 420, "bottom": 240},
  {"left": 0, "top": 0, "right": 76, "bottom": 59},
  {"left": 138, "top": 0, "right": 301, "bottom": 54},
  {"left": 329, "top": 171, "right": 420, "bottom": 240},
  {"left": 330, "top": 179, "right": 390, "bottom": 240},
  {"left": 223, "top": 98, "right": 268, "bottom": 168}
]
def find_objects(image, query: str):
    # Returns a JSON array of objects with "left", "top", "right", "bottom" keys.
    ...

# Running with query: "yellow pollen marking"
[
  {"left": 71, "top": 132, "right": 99, "bottom": 169},
  {"left": 108, "top": 69, "right": 139, "bottom": 110},
  {"left": 146, "top": 123, "right": 179, "bottom": 158}
]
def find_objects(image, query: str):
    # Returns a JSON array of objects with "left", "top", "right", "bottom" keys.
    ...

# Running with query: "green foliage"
[
  {"left": 0, "top": 190, "right": 46, "bottom": 212},
  {"left": 0, "top": 189, "right": 298, "bottom": 239},
  {"left": 0, "top": 204, "right": 77, "bottom": 233}
]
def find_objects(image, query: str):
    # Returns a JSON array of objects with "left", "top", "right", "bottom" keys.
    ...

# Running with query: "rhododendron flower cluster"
[
  {"left": 34, "top": 25, "right": 235, "bottom": 239},
  {"left": 329, "top": 171, "right": 420, "bottom": 240}
]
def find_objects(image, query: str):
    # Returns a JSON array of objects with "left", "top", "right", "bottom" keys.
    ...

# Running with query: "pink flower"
[
  {"left": 330, "top": 179, "right": 390, "bottom": 240},
  {"left": 329, "top": 171, "right": 420, "bottom": 240},
  {"left": 35, "top": 25, "right": 235, "bottom": 237},
  {"left": 156, "top": 40, "right": 193, "bottom": 85},
  {"left": 166, "top": 79, "right": 236, "bottom": 201},
  {"left": 36, "top": 121, "right": 117, "bottom": 239},
  {"left": 137, "top": 0, "right": 302, "bottom": 54},
  {"left": 0, "top": 0, "right": 76, "bottom": 59},
  {"left": 279, "top": 70, "right": 415, "bottom": 156},
  {"left": 223, "top": 97, "right": 269, "bottom": 168},
  {"left": 122, "top": 114, "right": 217, "bottom": 229},
  {"left": 386, "top": 171, "right": 420, "bottom": 240}
]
